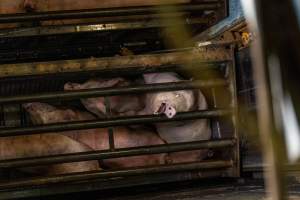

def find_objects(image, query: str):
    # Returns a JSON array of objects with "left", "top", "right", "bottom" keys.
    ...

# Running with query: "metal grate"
[{"left": 0, "top": 43, "right": 239, "bottom": 199}]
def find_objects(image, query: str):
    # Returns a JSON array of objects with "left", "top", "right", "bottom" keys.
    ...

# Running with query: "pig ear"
[{"left": 64, "top": 82, "right": 81, "bottom": 91}]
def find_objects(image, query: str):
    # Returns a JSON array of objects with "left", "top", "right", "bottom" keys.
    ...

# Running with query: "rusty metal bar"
[
  {"left": 0, "top": 48, "right": 231, "bottom": 78},
  {"left": 0, "top": 79, "right": 227, "bottom": 104},
  {"left": 0, "top": 16, "right": 211, "bottom": 38},
  {"left": 0, "top": 3, "right": 221, "bottom": 24},
  {"left": 228, "top": 45, "right": 240, "bottom": 177},
  {"left": 0, "top": 139, "right": 235, "bottom": 168},
  {"left": 0, "top": 160, "right": 233, "bottom": 189},
  {"left": 0, "top": 109, "right": 232, "bottom": 137},
  {"left": 104, "top": 97, "right": 115, "bottom": 151},
  {"left": 0, "top": 170, "right": 225, "bottom": 200}
]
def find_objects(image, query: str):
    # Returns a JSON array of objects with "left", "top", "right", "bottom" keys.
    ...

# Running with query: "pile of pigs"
[{"left": 0, "top": 72, "right": 211, "bottom": 175}]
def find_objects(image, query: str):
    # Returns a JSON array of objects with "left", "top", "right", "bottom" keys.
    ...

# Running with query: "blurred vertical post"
[{"left": 243, "top": 0, "right": 300, "bottom": 199}]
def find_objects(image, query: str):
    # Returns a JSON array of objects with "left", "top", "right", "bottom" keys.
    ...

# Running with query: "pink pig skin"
[
  {"left": 142, "top": 73, "right": 212, "bottom": 163},
  {"left": 23, "top": 102, "right": 167, "bottom": 168}
]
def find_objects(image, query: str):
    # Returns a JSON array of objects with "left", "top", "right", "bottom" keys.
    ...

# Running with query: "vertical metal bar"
[
  {"left": 0, "top": 105, "right": 4, "bottom": 127},
  {"left": 104, "top": 97, "right": 115, "bottom": 150},
  {"left": 211, "top": 88, "right": 222, "bottom": 139},
  {"left": 228, "top": 44, "right": 240, "bottom": 177}
]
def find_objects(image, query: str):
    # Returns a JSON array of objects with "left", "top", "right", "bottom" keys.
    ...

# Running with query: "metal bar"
[
  {"left": 211, "top": 88, "right": 222, "bottom": 139},
  {"left": 0, "top": 48, "right": 231, "bottom": 78},
  {"left": 0, "top": 16, "right": 211, "bottom": 38},
  {"left": 0, "top": 139, "right": 235, "bottom": 168},
  {"left": 0, "top": 4, "right": 221, "bottom": 24},
  {"left": 0, "top": 80, "right": 227, "bottom": 104},
  {"left": 0, "top": 109, "right": 232, "bottom": 137},
  {"left": 228, "top": 45, "right": 240, "bottom": 177},
  {"left": 104, "top": 97, "right": 115, "bottom": 150},
  {"left": 0, "top": 170, "right": 225, "bottom": 200},
  {"left": 0, "top": 160, "right": 233, "bottom": 189}
]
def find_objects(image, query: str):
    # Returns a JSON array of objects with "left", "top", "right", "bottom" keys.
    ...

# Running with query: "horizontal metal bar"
[
  {"left": 0, "top": 16, "right": 210, "bottom": 38},
  {"left": 0, "top": 109, "right": 232, "bottom": 137},
  {"left": 0, "top": 160, "right": 233, "bottom": 189},
  {"left": 0, "top": 79, "right": 227, "bottom": 104},
  {"left": 0, "top": 139, "right": 235, "bottom": 168},
  {"left": 0, "top": 4, "right": 220, "bottom": 24},
  {"left": 0, "top": 48, "right": 231, "bottom": 78},
  {"left": 0, "top": 171, "right": 226, "bottom": 200}
]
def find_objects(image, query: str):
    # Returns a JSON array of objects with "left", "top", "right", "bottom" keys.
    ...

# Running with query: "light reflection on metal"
[{"left": 0, "top": 17, "right": 209, "bottom": 38}]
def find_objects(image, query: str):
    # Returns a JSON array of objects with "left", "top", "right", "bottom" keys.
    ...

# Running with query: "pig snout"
[{"left": 154, "top": 103, "right": 177, "bottom": 119}]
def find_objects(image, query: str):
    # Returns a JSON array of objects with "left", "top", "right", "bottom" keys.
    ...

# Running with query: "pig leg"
[{"left": 0, "top": 134, "right": 100, "bottom": 175}]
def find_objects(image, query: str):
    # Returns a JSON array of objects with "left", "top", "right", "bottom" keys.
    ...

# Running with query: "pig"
[
  {"left": 140, "top": 72, "right": 195, "bottom": 118},
  {"left": 23, "top": 102, "right": 167, "bottom": 168},
  {"left": 141, "top": 72, "right": 212, "bottom": 163},
  {"left": 64, "top": 78, "right": 144, "bottom": 118},
  {"left": 0, "top": 134, "right": 100, "bottom": 175}
]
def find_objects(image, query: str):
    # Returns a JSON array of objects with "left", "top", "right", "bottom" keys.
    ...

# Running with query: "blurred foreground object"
[{"left": 242, "top": 0, "right": 300, "bottom": 199}]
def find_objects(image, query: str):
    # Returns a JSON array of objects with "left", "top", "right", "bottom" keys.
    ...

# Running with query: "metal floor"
[
  {"left": 97, "top": 179, "right": 300, "bottom": 200},
  {"left": 42, "top": 177, "right": 300, "bottom": 200}
]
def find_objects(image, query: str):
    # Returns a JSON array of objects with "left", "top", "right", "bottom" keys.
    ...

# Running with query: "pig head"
[
  {"left": 142, "top": 73, "right": 212, "bottom": 163},
  {"left": 141, "top": 73, "right": 195, "bottom": 118}
]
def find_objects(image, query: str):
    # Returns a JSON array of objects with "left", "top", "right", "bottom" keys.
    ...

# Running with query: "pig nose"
[{"left": 154, "top": 103, "right": 177, "bottom": 118}]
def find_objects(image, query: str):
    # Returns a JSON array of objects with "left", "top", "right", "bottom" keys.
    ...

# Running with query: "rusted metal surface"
[
  {"left": 0, "top": 17, "right": 211, "bottom": 37},
  {"left": 0, "top": 4, "right": 220, "bottom": 23},
  {"left": 0, "top": 47, "right": 231, "bottom": 78}
]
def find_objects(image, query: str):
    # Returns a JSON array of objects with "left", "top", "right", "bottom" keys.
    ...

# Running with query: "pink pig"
[
  {"left": 23, "top": 102, "right": 167, "bottom": 168},
  {"left": 64, "top": 78, "right": 144, "bottom": 118}
]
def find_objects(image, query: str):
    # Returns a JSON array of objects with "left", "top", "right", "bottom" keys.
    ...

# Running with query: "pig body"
[
  {"left": 142, "top": 73, "right": 212, "bottom": 163},
  {"left": 64, "top": 78, "right": 144, "bottom": 118},
  {"left": 23, "top": 102, "right": 167, "bottom": 168},
  {"left": 0, "top": 134, "right": 100, "bottom": 175}
]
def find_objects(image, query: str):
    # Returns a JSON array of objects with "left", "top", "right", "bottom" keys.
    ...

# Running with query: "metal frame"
[
  {"left": 0, "top": 1, "right": 227, "bottom": 38},
  {"left": 0, "top": 44, "right": 239, "bottom": 198}
]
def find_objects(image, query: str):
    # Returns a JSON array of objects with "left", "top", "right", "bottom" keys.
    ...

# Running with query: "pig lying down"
[
  {"left": 64, "top": 73, "right": 211, "bottom": 163},
  {"left": 23, "top": 102, "right": 167, "bottom": 169},
  {"left": 3, "top": 72, "right": 211, "bottom": 175},
  {"left": 0, "top": 134, "right": 100, "bottom": 175}
]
